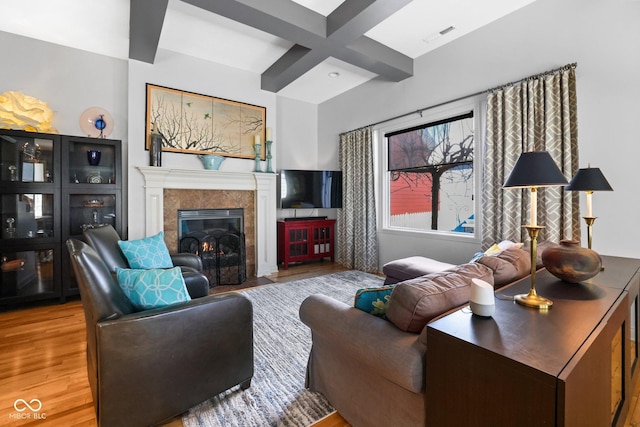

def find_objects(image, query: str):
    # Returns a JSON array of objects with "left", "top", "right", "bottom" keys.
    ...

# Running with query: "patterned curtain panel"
[
  {"left": 337, "top": 127, "right": 379, "bottom": 273},
  {"left": 483, "top": 66, "right": 580, "bottom": 248}
]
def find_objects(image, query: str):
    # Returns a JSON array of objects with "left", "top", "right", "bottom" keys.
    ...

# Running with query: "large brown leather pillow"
[
  {"left": 476, "top": 248, "right": 531, "bottom": 289},
  {"left": 386, "top": 263, "right": 494, "bottom": 333}
]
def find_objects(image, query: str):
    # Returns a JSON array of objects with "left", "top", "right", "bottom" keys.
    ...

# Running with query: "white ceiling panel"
[
  {"left": 277, "top": 57, "right": 377, "bottom": 104},
  {"left": 366, "top": 0, "right": 537, "bottom": 58},
  {"left": 0, "top": 0, "right": 129, "bottom": 59},
  {"left": 160, "top": 0, "right": 293, "bottom": 72},
  {"left": 0, "top": 0, "right": 537, "bottom": 104}
]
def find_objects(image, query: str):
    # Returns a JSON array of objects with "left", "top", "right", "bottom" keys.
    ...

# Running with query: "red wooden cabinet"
[{"left": 277, "top": 219, "right": 336, "bottom": 269}]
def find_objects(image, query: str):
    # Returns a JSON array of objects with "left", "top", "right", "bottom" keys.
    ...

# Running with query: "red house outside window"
[{"left": 386, "top": 112, "right": 475, "bottom": 233}]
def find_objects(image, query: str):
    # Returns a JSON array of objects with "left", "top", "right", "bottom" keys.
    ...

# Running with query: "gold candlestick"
[
  {"left": 582, "top": 216, "right": 604, "bottom": 270},
  {"left": 583, "top": 216, "right": 596, "bottom": 249},
  {"left": 514, "top": 225, "right": 553, "bottom": 310}
]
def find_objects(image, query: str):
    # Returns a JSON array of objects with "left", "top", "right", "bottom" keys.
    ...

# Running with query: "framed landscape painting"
[{"left": 145, "top": 84, "right": 266, "bottom": 159}]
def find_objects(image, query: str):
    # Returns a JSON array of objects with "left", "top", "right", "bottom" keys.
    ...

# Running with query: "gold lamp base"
[
  {"left": 583, "top": 216, "right": 604, "bottom": 270},
  {"left": 514, "top": 292, "right": 553, "bottom": 309},
  {"left": 516, "top": 225, "right": 553, "bottom": 310},
  {"left": 583, "top": 216, "right": 596, "bottom": 249}
]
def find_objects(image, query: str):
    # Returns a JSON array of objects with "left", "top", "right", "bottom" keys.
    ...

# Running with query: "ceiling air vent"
[{"left": 439, "top": 26, "right": 455, "bottom": 35}]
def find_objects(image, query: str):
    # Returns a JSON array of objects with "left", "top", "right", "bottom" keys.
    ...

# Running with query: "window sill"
[{"left": 380, "top": 226, "right": 481, "bottom": 245}]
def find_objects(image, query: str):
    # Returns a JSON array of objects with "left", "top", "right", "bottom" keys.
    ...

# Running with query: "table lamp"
[
  {"left": 503, "top": 151, "right": 568, "bottom": 309},
  {"left": 565, "top": 166, "right": 613, "bottom": 249}
]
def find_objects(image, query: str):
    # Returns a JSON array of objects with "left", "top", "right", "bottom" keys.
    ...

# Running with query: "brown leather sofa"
[
  {"left": 67, "top": 238, "right": 254, "bottom": 427},
  {"left": 82, "top": 224, "right": 210, "bottom": 298}
]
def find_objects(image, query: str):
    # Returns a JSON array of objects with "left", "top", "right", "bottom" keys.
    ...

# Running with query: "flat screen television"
[{"left": 278, "top": 169, "right": 343, "bottom": 209}]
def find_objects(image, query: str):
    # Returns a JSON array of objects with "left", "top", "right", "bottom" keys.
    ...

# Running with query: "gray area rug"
[{"left": 182, "top": 270, "right": 384, "bottom": 427}]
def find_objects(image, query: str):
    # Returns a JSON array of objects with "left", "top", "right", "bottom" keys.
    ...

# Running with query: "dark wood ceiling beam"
[
  {"left": 129, "top": 0, "right": 169, "bottom": 63},
  {"left": 259, "top": 0, "right": 413, "bottom": 92},
  {"left": 144, "top": 0, "right": 414, "bottom": 92},
  {"left": 261, "top": 34, "right": 412, "bottom": 92},
  {"left": 261, "top": 45, "right": 330, "bottom": 92},
  {"left": 342, "top": 36, "right": 413, "bottom": 80},
  {"left": 327, "top": 0, "right": 408, "bottom": 41}
]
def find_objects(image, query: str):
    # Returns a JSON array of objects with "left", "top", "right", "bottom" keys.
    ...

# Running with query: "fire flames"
[{"left": 201, "top": 241, "right": 224, "bottom": 255}]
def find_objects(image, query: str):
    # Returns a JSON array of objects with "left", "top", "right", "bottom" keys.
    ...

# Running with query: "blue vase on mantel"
[{"left": 198, "top": 154, "right": 226, "bottom": 170}]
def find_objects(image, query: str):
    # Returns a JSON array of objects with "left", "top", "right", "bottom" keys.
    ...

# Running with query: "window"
[{"left": 385, "top": 111, "right": 475, "bottom": 234}]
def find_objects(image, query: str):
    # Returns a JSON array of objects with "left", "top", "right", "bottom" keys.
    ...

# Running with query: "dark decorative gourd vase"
[{"left": 541, "top": 240, "right": 602, "bottom": 283}]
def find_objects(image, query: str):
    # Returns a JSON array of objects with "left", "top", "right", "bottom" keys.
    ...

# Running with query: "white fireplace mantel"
[{"left": 137, "top": 167, "right": 279, "bottom": 277}]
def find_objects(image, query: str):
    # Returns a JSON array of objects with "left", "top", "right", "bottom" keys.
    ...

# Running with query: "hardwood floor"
[
  {"left": 1, "top": 259, "right": 638, "bottom": 427},
  {"left": 0, "top": 261, "right": 349, "bottom": 427}
]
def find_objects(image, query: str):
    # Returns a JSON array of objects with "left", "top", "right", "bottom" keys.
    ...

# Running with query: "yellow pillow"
[
  {"left": 484, "top": 240, "right": 523, "bottom": 256},
  {"left": 484, "top": 244, "right": 502, "bottom": 256}
]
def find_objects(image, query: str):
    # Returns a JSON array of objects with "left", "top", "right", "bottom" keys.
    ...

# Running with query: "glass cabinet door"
[
  {"left": 68, "top": 193, "right": 117, "bottom": 236},
  {"left": 66, "top": 139, "right": 117, "bottom": 185},
  {"left": 1, "top": 247, "right": 57, "bottom": 299},
  {"left": 1, "top": 193, "right": 55, "bottom": 239},
  {"left": 0, "top": 134, "right": 55, "bottom": 183}
]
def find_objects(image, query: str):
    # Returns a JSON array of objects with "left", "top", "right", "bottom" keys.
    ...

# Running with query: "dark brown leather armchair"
[
  {"left": 82, "top": 224, "right": 209, "bottom": 298},
  {"left": 66, "top": 238, "right": 253, "bottom": 427}
]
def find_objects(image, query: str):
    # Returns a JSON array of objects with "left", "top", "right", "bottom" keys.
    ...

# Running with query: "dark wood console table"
[{"left": 426, "top": 255, "right": 640, "bottom": 427}]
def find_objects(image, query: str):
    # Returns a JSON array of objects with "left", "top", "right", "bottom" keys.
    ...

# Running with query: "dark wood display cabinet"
[
  {"left": 60, "top": 135, "right": 122, "bottom": 300},
  {"left": 0, "top": 129, "right": 122, "bottom": 308},
  {"left": 277, "top": 218, "right": 336, "bottom": 269}
]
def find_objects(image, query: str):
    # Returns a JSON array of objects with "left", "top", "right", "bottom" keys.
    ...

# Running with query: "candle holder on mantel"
[
  {"left": 253, "top": 143, "right": 262, "bottom": 173},
  {"left": 265, "top": 140, "right": 274, "bottom": 173}
]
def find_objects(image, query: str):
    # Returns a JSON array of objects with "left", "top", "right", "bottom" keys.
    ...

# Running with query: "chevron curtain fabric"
[
  {"left": 337, "top": 127, "right": 379, "bottom": 273},
  {"left": 483, "top": 66, "right": 580, "bottom": 248}
]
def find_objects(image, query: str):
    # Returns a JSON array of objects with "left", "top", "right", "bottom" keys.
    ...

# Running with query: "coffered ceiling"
[{"left": 0, "top": 0, "right": 535, "bottom": 103}]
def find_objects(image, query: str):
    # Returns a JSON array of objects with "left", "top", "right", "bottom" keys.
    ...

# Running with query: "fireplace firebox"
[{"left": 178, "top": 208, "right": 246, "bottom": 286}]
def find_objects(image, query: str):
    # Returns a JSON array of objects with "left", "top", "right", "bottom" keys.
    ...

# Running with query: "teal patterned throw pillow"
[
  {"left": 117, "top": 231, "right": 173, "bottom": 269},
  {"left": 115, "top": 267, "right": 191, "bottom": 310},
  {"left": 354, "top": 285, "right": 395, "bottom": 318}
]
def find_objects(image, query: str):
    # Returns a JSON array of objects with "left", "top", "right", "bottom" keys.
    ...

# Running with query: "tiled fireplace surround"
[{"left": 137, "top": 167, "right": 278, "bottom": 278}]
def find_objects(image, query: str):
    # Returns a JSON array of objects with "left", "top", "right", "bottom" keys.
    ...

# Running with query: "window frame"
[{"left": 375, "top": 97, "right": 484, "bottom": 243}]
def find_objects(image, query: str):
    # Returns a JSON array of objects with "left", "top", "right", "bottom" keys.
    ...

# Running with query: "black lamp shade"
[
  {"left": 503, "top": 151, "right": 568, "bottom": 188},
  {"left": 565, "top": 167, "right": 613, "bottom": 191}
]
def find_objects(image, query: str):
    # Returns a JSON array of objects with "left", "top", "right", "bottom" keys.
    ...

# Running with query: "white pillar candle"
[
  {"left": 266, "top": 127, "right": 272, "bottom": 141},
  {"left": 530, "top": 188, "right": 537, "bottom": 226},
  {"left": 586, "top": 191, "right": 593, "bottom": 217},
  {"left": 254, "top": 135, "right": 261, "bottom": 145}
]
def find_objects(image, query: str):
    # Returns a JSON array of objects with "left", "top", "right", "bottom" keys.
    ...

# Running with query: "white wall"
[
  {"left": 275, "top": 95, "right": 339, "bottom": 220},
  {"left": 0, "top": 30, "right": 129, "bottom": 230},
  {"left": 276, "top": 96, "right": 317, "bottom": 170},
  {"left": 0, "top": 30, "right": 322, "bottom": 239},
  {"left": 318, "top": 0, "right": 640, "bottom": 266},
  {"left": 0, "top": 31, "right": 128, "bottom": 141},
  {"left": 127, "top": 49, "right": 277, "bottom": 239}
]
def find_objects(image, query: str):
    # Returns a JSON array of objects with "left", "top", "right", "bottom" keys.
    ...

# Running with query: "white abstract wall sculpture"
[{"left": 0, "top": 91, "right": 57, "bottom": 133}]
